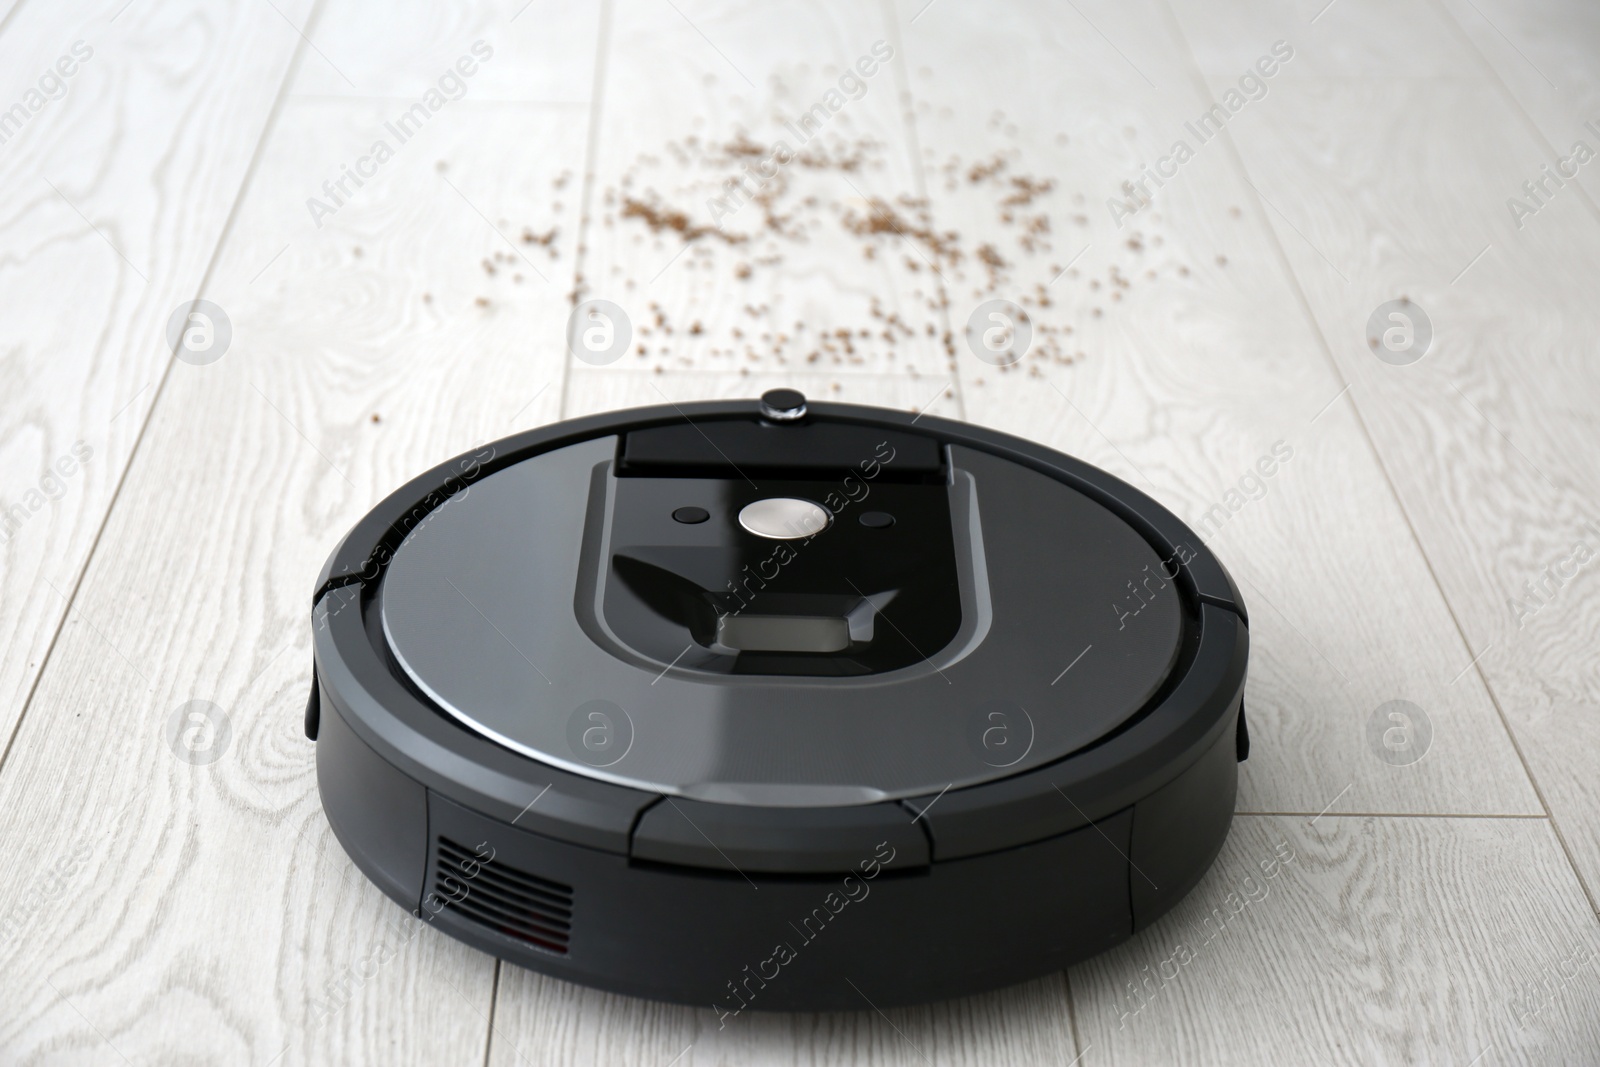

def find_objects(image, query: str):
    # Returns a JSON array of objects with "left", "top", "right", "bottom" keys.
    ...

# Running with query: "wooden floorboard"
[
  {"left": 564, "top": 0, "right": 962, "bottom": 395},
  {"left": 1434, "top": 0, "right": 1600, "bottom": 209},
  {"left": 0, "top": 0, "right": 315, "bottom": 765},
  {"left": 1168, "top": 0, "right": 1600, "bottom": 913},
  {"left": 0, "top": 2, "right": 599, "bottom": 1062},
  {"left": 1072, "top": 814, "right": 1600, "bottom": 1064},
  {"left": 490, "top": 968, "right": 1079, "bottom": 1067},
  {"left": 893, "top": 0, "right": 1541, "bottom": 823},
  {"left": 1, "top": 0, "right": 1597, "bottom": 1063}
]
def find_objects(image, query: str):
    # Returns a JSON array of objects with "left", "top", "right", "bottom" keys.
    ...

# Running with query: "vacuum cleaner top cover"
[{"left": 366, "top": 394, "right": 1191, "bottom": 809}]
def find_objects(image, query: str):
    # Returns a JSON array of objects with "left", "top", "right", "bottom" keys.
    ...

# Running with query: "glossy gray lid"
[{"left": 378, "top": 433, "right": 1183, "bottom": 806}]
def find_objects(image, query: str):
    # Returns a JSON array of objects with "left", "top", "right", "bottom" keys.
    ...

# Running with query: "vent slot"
[{"left": 432, "top": 837, "right": 573, "bottom": 955}]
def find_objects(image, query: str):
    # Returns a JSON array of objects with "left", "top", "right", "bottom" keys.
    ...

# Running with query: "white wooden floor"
[{"left": 2, "top": 0, "right": 1598, "bottom": 1063}]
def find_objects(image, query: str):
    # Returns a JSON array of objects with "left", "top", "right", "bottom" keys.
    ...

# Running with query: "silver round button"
[
  {"left": 738, "top": 497, "right": 831, "bottom": 540},
  {"left": 759, "top": 388, "right": 807, "bottom": 422}
]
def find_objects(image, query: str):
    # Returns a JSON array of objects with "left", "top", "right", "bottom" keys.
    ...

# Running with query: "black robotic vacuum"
[{"left": 307, "top": 389, "right": 1249, "bottom": 1015}]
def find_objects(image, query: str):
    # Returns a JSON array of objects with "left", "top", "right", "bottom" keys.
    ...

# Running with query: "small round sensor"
[
  {"left": 672, "top": 506, "right": 710, "bottom": 524},
  {"left": 738, "top": 497, "right": 830, "bottom": 540}
]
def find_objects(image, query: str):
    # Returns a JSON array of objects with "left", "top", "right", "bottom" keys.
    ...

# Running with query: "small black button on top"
[
  {"left": 672, "top": 506, "right": 710, "bottom": 524},
  {"left": 759, "top": 388, "right": 807, "bottom": 422},
  {"left": 858, "top": 511, "right": 895, "bottom": 528}
]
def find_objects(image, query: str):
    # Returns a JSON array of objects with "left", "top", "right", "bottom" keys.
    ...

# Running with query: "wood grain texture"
[
  {"left": 566, "top": 0, "right": 963, "bottom": 396},
  {"left": 1072, "top": 814, "right": 1600, "bottom": 1064},
  {"left": 489, "top": 969, "right": 1079, "bottom": 1067},
  {"left": 1432, "top": 0, "right": 1600, "bottom": 209},
  {"left": 891, "top": 0, "right": 1539, "bottom": 818},
  {"left": 289, "top": 0, "right": 600, "bottom": 104},
  {"left": 0, "top": 0, "right": 315, "bottom": 766},
  {"left": 0, "top": 2, "right": 601, "bottom": 1062},
  {"left": 1, "top": 0, "right": 1599, "bottom": 1064},
  {"left": 1167, "top": 0, "right": 1600, "bottom": 904}
]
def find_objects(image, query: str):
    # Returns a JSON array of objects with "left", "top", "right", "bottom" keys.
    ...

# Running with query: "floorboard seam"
[
  {"left": 1150, "top": 0, "right": 1596, "bottom": 921},
  {"left": 1421, "top": 0, "right": 1600, "bottom": 922},
  {"left": 1235, "top": 810, "right": 1546, "bottom": 820},
  {"left": 879, "top": 0, "right": 967, "bottom": 423},
  {"left": 0, "top": 0, "right": 326, "bottom": 786},
  {"left": 557, "top": 0, "right": 615, "bottom": 422},
  {"left": 1426, "top": 0, "right": 1600, "bottom": 229},
  {"left": 1062, "top": 969, "right": 1085, "bottom": 1061},
  {"left": 481, "top": 959, "right": 502, "bottom": 1067}
]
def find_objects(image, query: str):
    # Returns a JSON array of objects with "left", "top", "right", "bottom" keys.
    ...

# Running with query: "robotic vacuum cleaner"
[{"left": 307, "top": 390, "right": 1250, "bottom": 1013}]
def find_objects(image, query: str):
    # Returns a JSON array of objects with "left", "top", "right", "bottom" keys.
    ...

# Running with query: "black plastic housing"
[{"left": 310, "top": 398, "right": 1250, "bottom": 1011}]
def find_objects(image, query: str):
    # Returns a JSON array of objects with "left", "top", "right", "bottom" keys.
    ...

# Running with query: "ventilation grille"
[{"left": 432, "top": 837, "right": 572, "bottom": 955}]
